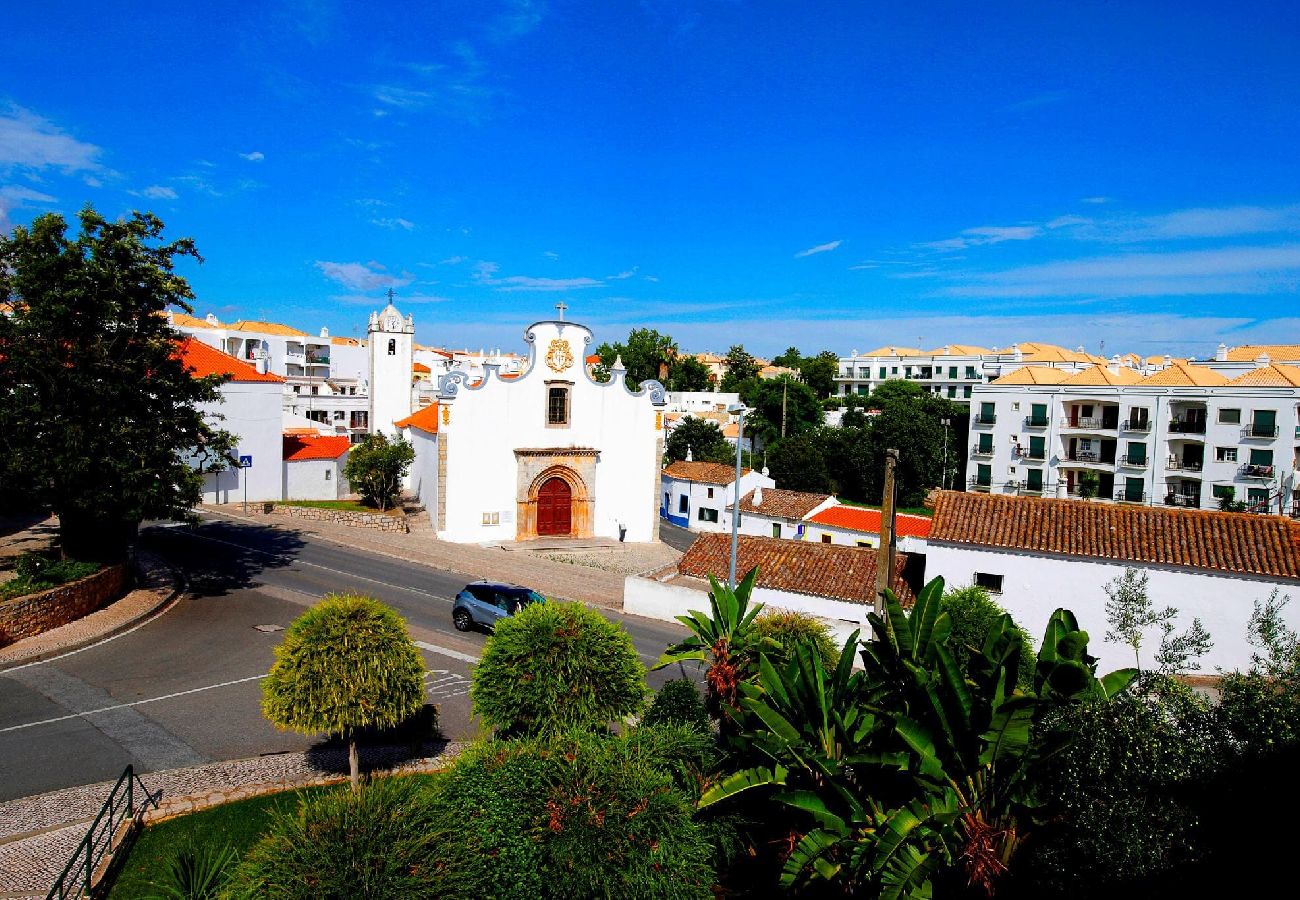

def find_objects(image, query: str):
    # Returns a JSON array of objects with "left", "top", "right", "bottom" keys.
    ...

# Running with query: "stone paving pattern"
[{"left": 0, "top": 743, "right": 465, "bottom": 898}]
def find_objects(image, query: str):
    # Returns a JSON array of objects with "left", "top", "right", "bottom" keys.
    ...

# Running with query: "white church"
[{"left": 378, "top": 303, "right": 667, "bottom": 544}]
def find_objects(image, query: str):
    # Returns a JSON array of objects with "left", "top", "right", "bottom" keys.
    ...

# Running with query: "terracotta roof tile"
[
  {"left": 808, "top": 506, "right": 933, "bottom": 538},
  {"left": 226, "top": 320, "right": 311, "bottom": 337},
  {"left": 283, "top": 434, "right": 350, "bottom": 461},
  {"left": 731, "top": 489, "right": 832, "bottom": 519},
  {"left": 394, "top": 404, "right": 440, "bottom": 434},
  {"left": 412, "top": 362, "right": 431, "bottom": 374},
  {"left": 1223, "top": 344, "right": 1300, "bottom": 362},
  {"left": 168, "top": 311, "right": 218, "bottom": 330},
  {"left": 176, "top": 337, "right": 284, "bottom": 383},
  {"left": 929, "top": 491, "right": 1300, "bottom": 581},
  {"left": 1141, "top": 360, "right": 1230, "bottom": 387},
  {"left": 1226, "top": 363, "right": 1300, "bottom": 387},
  {"left": 678, "top": 533, "right": 914, "bottom": 605},
  {"left": 925, "top": 344, "right": 992, "bottom": 356},
  {"left": 990, "top": 367, "right": 1071, "bottom": 385},
  {"left": 663, "top": 460, "right": 749, "bottom": 485},
  {"left": 1058, "top": 364, "right": 1144, "bottom": 386},
  {"left": 862, "top": 346, "right": 923, "bottom": 357}
]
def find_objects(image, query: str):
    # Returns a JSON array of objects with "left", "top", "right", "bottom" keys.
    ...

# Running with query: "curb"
[{"left": 0, "top": 552, "right": 184, "bottom": 672}]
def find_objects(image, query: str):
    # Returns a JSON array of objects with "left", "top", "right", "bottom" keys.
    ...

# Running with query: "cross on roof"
[
  {"left": 387, "top": 287, "right": 395, "bottom": 303},
  {"left": 555, "top": 300, "right": 567, "bottom": 321}
]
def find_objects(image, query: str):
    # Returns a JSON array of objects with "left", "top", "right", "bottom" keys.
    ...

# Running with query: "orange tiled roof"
[
  {"left": 1141, "top": 360, "right": 1230, "bottom": 387},
  {"left": 586, "top": 353, "right": 601, "bottom": 366},
  {"left": 663, "top": 460, "right": 749, "bottom": 485},
  {"left": 863, "top": 346, "right": 922, "bottom": 357},
  {"left": 926, "top": 344, "right": 992, "bottom": 356},
  {"left": 331, "top": 336, "right": 363, "bottom": 346},
  {"left": 1059, "top": 364, "right": 1144, "bottom": 386},
  {"left": 1226, "top": 363, "right": 1300, "bottom": 387},
  {"left": 678, "top": 533, "right": 914, "bottom": 605},
  {"left": 168, "top": 311, "right": 218, "bottom": 330},
  {"left": 731, "top": 489, "right": 832, "bottom": 520},
  {"left": 808, "top": 506, "right": 933, "bottom": 538},
  {"left": 283, "top": 434, "right": 350, "bottom": 461},
  {"left": 394, "top": 404, "right": 440, "bottom": 434},
  {"left": 225, "top": 320, "right": 311, "bottom": 337},
  {"left": 176, "top": 337, "right": 284, "bottom": 383},
  {"left": 412, "top": 362, "right": 431, "bottom": 374},
  {"left": 1223, "top": 344, "right": 1300, "bottom": 362},
  {"left": 929, "top": 491, "right": 1300, "bottom": 581},
  {"left": 990, "top": 367, "right": 1071, "bottom": 385}
]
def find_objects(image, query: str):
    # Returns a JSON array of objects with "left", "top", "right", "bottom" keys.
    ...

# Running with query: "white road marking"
[
  {"left": 0, "top": 674, "right": 268, "bottom": 734},
  {"left": 414, "top": 640, "right": 479, "bottom": 664}
]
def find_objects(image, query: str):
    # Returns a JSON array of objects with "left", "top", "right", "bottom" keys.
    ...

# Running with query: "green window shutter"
[
  {"left": 1126, "top": 477, "right": 1144, "bottom": 499},
  {"left": 949, "top": 366, "right": 957, "bottom": 378},
  {"left": 1249, "top": 448, "right": 1273, "bottom": 466},
  {"left": 977, "top": 464, "right": 991, "bottom": 485},
  {"left": 1248, "top": 488, "right": 1269, "bottom": 505},
  {"left": 879, "top": 367, "right": 886, "bottom": 379},
  {"left": 980, "top": 402, "right": 995, "bottom": 421},
  {"left": 1031, "top": 403, "right": 1047, "bottom": 425},
  {"left": 963, "top": 386, "right": 971, "bottom": 398},
  {"left": 979, "top": 433, "right": 993, "bottom": 453},
  {"left": 1253, "top": 409, "right": 1277, "bottom": 435},
  {"left": 1026, "top": 469, "right": 1043, "bottom": 490},
  {"left": 1029, "top": 436, "right": 1045, "bottom": 458},
  {"left": 1129, "top": 442, "right": 1146, "bottom": 464}
]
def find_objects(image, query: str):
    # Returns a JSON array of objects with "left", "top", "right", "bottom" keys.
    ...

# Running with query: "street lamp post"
[{"left": 726, "top": 403, "right": 748, "bottom": 589}]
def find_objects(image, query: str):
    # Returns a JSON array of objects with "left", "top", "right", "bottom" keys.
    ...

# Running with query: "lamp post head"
[{"left": 726, "top": 402, "right": 748, "bottom": 415}]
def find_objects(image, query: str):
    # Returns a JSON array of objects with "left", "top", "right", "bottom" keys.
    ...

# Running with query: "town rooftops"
[
  {"left": 1223, "top": 344, "right": 1300, "bottom": 363},
  {"left": 861, "top": 346, "right": 923, "bottom": 357},
  {"left": 1141, "top": 360, "right": 1230, "bottom": 387},
  {"left": 1226, "top": 362, "right": 1300, "bottom": 388},
  {"left": 989, "top": 367, "right": 1072, "bottom": 386},
  {"left": 1059, "top": 364, "right": 1145, "bottom": 386},
  {"left": 678, "top": 533, "right": 915, "bottom": 605},
  {"left": 663, "top": 460, "right": 749, "bottom": 485},
  {"left": 282, "top": 433, "right": 351, "bottom": 461},
  {"left": 176, "top": 337, "right": 284, "bottom": 384},
  {"left": 168, "top": 311, "right": 217, "bottom": 330},
  {"left": 729, "top": 488, "right": 833, "bottom": 520},
  {"left": 929, "top": 490, "right": 1300, "bottom": 582},
  {"left": 412, "top": 362, "right": 431, "bottom": 374},
  {"left": 925, "top": 344, "right": 992, "bottom": 356},
  {"left": 394, "top": 404, "right": 440, "bottom": 435},
  {"left": 808, "top": 505, "right": 933, "bottom": 539},
  {"left": 225, "top": 320, "right": 311, "bottom": 337},
  {"left": 331, "top": 336, "right": 364, "bottom": 347}
]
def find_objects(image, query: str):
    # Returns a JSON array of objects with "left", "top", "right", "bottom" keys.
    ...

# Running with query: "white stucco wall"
[
  {"left": 283, "top": 457, "right": 347, "bottom": 500},
  {"left": 405, "top": 426, "right": 440, "bottom": 511},
  {"left": 198, "top": 381, "right": 284, "bottom": 503},
  {"left": 624, "top": 576, "right": 867, "bottom": 659},
  {"left": 436, "top": 320, "right": 664, "bottom": 543},
  {"left": 802, "top": 523, "right": 928, "bottom": 554},
  {"left": 925, "top": 541, "right": 1300, "bottom": 675}
]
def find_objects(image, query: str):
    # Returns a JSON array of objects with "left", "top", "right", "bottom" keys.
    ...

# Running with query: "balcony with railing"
[
  {"left": 1064, "top": 449, "right": 1105, "bottom": 464},
  {"left": 972, "top": 413, "right": 996, "bottom": 425},
  {"left": 1060, "top": 416, "right": 1118, "bottom": 431},
  {"left": 1115, "top": 489, "right": 1147, "bottom": 503},
  {"left": 1118, "top": 455, "right": 1148, "bottom": 468},
  {"left": 1241, "top": 423, "right": 1280, "bottom": 439},
  {"left": 971, "top": 443, "right": 995, "bottom": 457},
  {"left": 1019, "top": 445, "right": 1046, "bottom": 461},
  {"left": 1240, "top": 463, "right": 1276, "bottom": 479},
  {"left": 1167, "top": 418, "right": 1206, "bottom": 434},
  {"left": 1164, "top": 492, "right": 1201, "bottom": 508},
  {"left": 1165, "top": 456, "right": 1203, "bottom": 473},
  {"left": 1122, "top": 418, "right": 1152, "bottom": 433},
  {"left": 968, "top": 477, "right": 992, "bottom": 493},
  {"left": 1023, "top": 415, "right": 1050, "bottom": 428}
]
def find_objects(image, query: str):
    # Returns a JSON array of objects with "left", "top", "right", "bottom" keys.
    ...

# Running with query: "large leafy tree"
[
  {"left": 798, "top": 350, "right": 840, "bottom": 399},
  {"left": 771, "top": 346, "right": 804, "bottom": 369},
  {"left": 861, "top": 378, "right": 966, "bottom": 506},
  {"left": 765, "top": 432, "right": 835, "bottom": 494},
  {"left": 593, "top": 327, "right": 678, "bottom": 385},
  {"left": 665, "top": 416, "right": 732, "bottom": 464},
  {"left": 262, "top": 594, "right": 426, "bottom": 790},
  {"left": 720, "top": 344, "right": 761, "bottom": 392},
  {"left": 667, "top": 355, "right": 713, "bottom": 391},
  {"left": 0, "top": 208, "right": 234, "bottom": 561},
  {"left": 343, "top": 432, "right": 415, "bottom": 510},
  {"left": 739, "top": 375, "right": 823, "bottom": 444}
]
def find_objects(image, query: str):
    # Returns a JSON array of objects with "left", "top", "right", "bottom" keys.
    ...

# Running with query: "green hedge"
[{"left": 1, "top": 551, "right": 100, "bottom": 600}]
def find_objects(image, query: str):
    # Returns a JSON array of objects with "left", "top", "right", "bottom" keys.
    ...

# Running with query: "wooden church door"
[{"left": 537, "top": 477, "right": 572, "bottom": 536}]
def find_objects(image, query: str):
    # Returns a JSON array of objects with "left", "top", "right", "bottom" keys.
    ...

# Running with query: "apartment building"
[
  {"left": 834, "top": 342, "right": 1111, "bottom": 402},
  {"left": 968, "top": 357, "right": 1300, "bottom": 516}
]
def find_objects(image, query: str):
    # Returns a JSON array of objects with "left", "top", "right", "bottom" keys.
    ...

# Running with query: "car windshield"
[{"left": 520, "top": 590, "right": 545, "bottom": 605}]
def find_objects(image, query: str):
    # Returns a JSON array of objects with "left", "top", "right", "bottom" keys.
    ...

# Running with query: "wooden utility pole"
[
  {"left": 781, "top": 380, "right": 788, "bottom": 438},
  {"left": 874, "top": 448, "right": 899, "bottom": 618}
]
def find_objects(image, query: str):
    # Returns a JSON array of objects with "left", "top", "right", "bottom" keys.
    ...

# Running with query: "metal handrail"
[
  {"left": 47, "top": 765, "right": 160, "bottom": 899},
  {"left": 1241, "top": 424, "right": 1280, "bottom": 439}
]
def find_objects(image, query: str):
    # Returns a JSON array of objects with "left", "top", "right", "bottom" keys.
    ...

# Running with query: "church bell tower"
[{"left": 367, "top": 289, "right": 415, "bottom": 437}]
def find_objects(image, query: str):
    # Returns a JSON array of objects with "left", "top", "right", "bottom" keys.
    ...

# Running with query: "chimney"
[
  {"left": 1216, "top": 343, "right": 1228, "bottom": 362},
  {"left": 753, "top": 484, "right": 764, "bottom": 507},
  {"left": 253, "top": 348, "right": 269, "bottom": 375},
  {"left": 205, "top": 312, "right": 219, "bottom": 326},
  {"left": 320, "top": 326, "right": 329, "bottom": 338},
  {"left": 1256, "top": 353, "right": 1270, "bottom": 368}
]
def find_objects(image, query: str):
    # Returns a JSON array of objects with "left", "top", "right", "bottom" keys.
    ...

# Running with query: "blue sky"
[{"left": 2, "top": 1, "right": 1298, "bottom": 358}]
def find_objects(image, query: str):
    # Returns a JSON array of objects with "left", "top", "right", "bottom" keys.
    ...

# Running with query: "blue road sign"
[{"left": 239, "top": 455, "right": 253, "bottom": 468}]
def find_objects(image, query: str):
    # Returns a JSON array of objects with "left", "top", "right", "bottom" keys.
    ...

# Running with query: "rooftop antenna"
[{"left": 555, "top": 300, "right": 568, "bottom": 321}]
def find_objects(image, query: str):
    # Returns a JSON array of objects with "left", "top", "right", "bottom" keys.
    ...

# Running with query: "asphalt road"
[
  {"left": 0, "top": 517, "right": 693, "bottom": 801},
  {"left": 659, "top": 519, "right": 697, "bottom": 553}
]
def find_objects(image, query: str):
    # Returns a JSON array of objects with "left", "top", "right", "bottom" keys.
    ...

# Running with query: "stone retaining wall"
[
  {"left": 0, "top": 564, "right": 129, "bottom": 646},
  {"left": 267, "top": 504, "right": 409, "bottom": 533}
]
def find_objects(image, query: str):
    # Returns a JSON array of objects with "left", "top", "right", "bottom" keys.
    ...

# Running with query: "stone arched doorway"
[{"left": 537, "top": 476, "right": 573, "bottom": 535}]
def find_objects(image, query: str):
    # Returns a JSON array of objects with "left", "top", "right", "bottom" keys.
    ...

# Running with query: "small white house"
[
  {"left": 181, "top": 338, "right": 286, "bottom": 504},
  {"left": 625, "top": 532, "right": 917, "bottom": 647},
  {"left": 282, "top": 434, "right": 351, "bottom": 500},
  {"left": 926, "top": 490, "right": 1300, "bottom": 675},
  {"left": 803, "top": 505, "right": 932, "bottom": 553},
  {"left": 727, "top": 487, "right": 836, "bottom": 540},
  {"left": 660, "top": 461, "right": 775, "bottom": 532}
]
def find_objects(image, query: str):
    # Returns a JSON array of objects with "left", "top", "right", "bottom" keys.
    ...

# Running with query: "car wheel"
[{"left": 453, "top": 609, "right": 473, "bottom": 632}]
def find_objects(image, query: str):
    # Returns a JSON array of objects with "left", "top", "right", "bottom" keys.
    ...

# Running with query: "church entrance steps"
[{"left": 497, "top": 537, "right": 623, "bottom": 552}]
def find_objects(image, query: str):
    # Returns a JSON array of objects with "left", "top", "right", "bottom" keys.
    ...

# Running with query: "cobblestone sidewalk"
[
  {"left": 0, "top": 742, "right": 465, "bottom": 898},
  {"left": 202, "top": 504, "right": 681, "bottom": 609}
]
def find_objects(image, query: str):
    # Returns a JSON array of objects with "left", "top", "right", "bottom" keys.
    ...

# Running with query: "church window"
[
  {"left": 547, "top": 386, "right": 570, "bottom": 426},
  {"left": 388, "top": 339, "right": 396, "bottom": 356}
]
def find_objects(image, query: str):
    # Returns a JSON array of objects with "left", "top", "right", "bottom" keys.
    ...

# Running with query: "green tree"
[
  {"left": 665, "top": 416, "right": 732, "bottom": 464},
  {"left": 860, "top": 380, "right": 964, "bottom": 506},
  {"left": 343, "top": 432, "right": 415, "bottom": 511},
  {"left": 261, "top": 594, "right": 426, "bottom": 789},
  {"left": 1077, "top": 469, "right": 1101, "bottom": 499},
  {"left": 771, "top": 346, "right": 804, "bottom": 368},
  {"left": 739, "top": 375, "right": 823, "bottom": 443},
  {"left": 667, "top": 355, "right": 713, "bottom": 391},
  {"left": 942, "top": 583, "right": 1035, "bottom": 690},
  {"left": 720, "top": 344, "right": 761, "bottom": 392},
  {"left": 0, "top": 208, "right": 236, "bottom": 561},
  {"left": 797, "top": 350, "right": 840, "bottom": 399},
  {"left": 765, "top": 432, "right": 834, "bottom": 494},
  {"left": 594, "top": 327, "right": 678, "bottom": 386},
  {"left": 471, "top": 601, "right": 647, "bottom": 736},
  {"left": 1103, "top": 567, "right": 1212, "bottom": 674}
]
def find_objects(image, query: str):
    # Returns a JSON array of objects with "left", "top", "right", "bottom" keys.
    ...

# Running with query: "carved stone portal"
[{"left": 514, "top": 448, "right": 598, "bottom": 540}]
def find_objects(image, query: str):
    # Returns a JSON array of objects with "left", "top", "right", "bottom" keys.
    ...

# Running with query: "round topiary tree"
[
  {"left": 643, "top": 678, "right": 711, "bottom": 732},
  {"left": 752, "top": 609, "right": 839, "bottom": 672},
  {"left": 471, "top": 600, "right": 646, "bottom": 736},
  {"left": 262, "top": 594, "right": 426, "bottom": 789},
  {"left": 942, "top": 584, "right": 1035, "bottom": 689}
]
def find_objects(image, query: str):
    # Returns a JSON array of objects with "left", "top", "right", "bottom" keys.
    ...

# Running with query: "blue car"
[{"left": 452, "top": 581, "right": 546, "bottom": 631}]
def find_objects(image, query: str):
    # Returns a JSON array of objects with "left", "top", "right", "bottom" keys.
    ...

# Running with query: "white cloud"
[
  {"left": 239, "top": 151, "right": 265, "bottom": 162},
  {"left": 495, "top": 275, "right": 602, "bottom": 292},
  {"left": 794, "top": 239, "right": 843, "bottom": 258},
  {"left": 1081, "top": 196, "right": 1112, "bottom": 205},
  {"left": 1046, "top": 215, "right": 1090, "bottom": 229},
  {"left": 542, "top": 250, "right": 560, "bottom": 260},
  {"left": 371, "top": 217, "right": 415, "bottom": 231},
  {"left": 315, "top": 260, "right": 414, "bottom": 292},
  {"left": 371, "top": 43, "right": 498, "bottom": 123},
  {"left": 440, "top": 255, "right": 468, "bottom": 265},
  {"left": 1137, "top": 205, "right": 1300, "bottom": 240},
  {"left": 609, "top": 266, "right": 638, "bottom": 280},
  {"left": 920, "top": 225, "right": 1040, "bottom": 252},
  {"left": 491, "top": 0, "right": 545, "bottom": 40},
  {"left": 132, "top": 185, "right": 178, "bottom": 200},
  {"left": 0, "top": 105, "right": 103, "bottom": 174},
  {"left": 333, "top": 292, "right": 451, "bottom": 306},
  {"left": 0, "top": 185, "right": 57, "bottom": 230}
]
